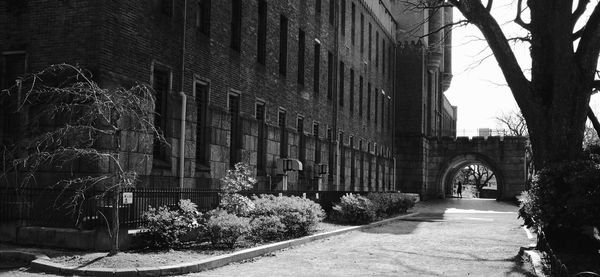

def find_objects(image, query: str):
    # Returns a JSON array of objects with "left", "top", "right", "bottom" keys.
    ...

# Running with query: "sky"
[{"left": 443, "top": 2, "right": 600, "bottom": 136}]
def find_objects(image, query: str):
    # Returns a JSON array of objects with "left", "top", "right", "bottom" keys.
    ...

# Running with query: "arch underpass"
[{"left": 425, "top": 136, "right": 528, "bottom": 200}]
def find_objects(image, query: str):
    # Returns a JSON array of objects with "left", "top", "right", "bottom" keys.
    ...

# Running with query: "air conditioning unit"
[{"left": 276, "top": 158, "right": 303, "bottom": 174}]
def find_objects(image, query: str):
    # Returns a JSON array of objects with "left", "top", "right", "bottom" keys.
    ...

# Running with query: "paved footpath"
[{"left": 190, "top": 199, "right": 536, "bottom": 277}]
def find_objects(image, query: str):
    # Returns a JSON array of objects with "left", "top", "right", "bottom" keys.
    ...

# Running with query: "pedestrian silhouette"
[{"left": 457, "top": 182, "right": 463, "bottom": 198}]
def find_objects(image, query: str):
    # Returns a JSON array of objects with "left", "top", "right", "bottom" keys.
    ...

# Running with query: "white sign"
[{"left": 122, "top": 192, "right": 133, "bottom": 205}]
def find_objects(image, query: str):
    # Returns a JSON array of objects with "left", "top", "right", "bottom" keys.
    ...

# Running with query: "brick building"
[
  {"left": 391, "top": 0, "right": 458, "bottom": 196},
  {"left": 1, "top": 0, "right": 408, "bottom": 192}
]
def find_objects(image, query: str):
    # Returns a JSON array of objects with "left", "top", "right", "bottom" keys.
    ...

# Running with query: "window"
[
  {"left": 298, "top": 29, "right": 306, "bottom": 85},
  {"left": 340, "top": 0, "right": 346, "bottom": 36},
  {"left": 279, "top": 15, "right": 288, "bottom": 75},
  {"left": 368, "top": 142, "right": 372, "bottom": 190},
  {"left": 314, "top": 123, "right": 320, "bottom": 164},
  {"left": 349, "top": 69, "right": 354, "bottom": 114},
  {"left": 351, "top": 3, "right": 356, "bottom": 45},
  {"left": 375, "top": 31, "right": 379, "bottom": 68},
  {"left": 339, "top": 61, "right": 344, "bottom": 107},
  {"left": 339, "top": 131, "right": 345, "bottom": 183},
  {"left": 350, "top": 136, "right": 355, "bottom": 190},
  {"left": 367, "top": 82, "right": 371, "bottom": 121},
  {"left": 314, "top": 42, "right": 321, "bottom": 94},
  {"left": 382, "top": 40, "right": 385, "bottom": 76},
  {"left": 368, "top": 23, "right": 372, "bottom": 62},
  {"left": 152, "top": 67, "right": 170, "bottom": 165},
  {"left": 358, "top": 76, "right": 363, "bottom": 117},
  {"left": 359, "top": 139, "right": 364, "bottom": 191},
  {"left": 316, "top": 0, "right": 321, "bottom": 14},
  {"left": 389, "top": 45, "right": 393, "bottom": 81},
  {"left": 229, "top": 93, "right": 241, "bottom": 166},
  {"left": 279, "top": 109, "right": 287, "bottom": 158},
  {"left": 197, "top": 0, "right": 211, "bottom": 36},
  {"left": 374, "top": 87, "right": 378, "bottom": 125},
  {"left": 257, "top": 0, "right": 267, "bottom": 64},
  {"left": 360, "top": 14, "right": 365, "bottom": 54},
  {"left": 327, "top": 127, "right": 333, "bottom": 178},
  {"left": 1, "top": 51, "right": 26, "bottom": 145},
  {"left": 381, "top": 93, "right": 385, "bottom": 129},
  {"left": 195, "top": 82, "right": 210, "bottom": 168},
  {"left": 329, "top": 0, "right": 335, "bottom": 25},
  {"left": 161, "top": 0, "right": 173, "bottom": 16},
  {"left": 298, "top": 117, "right": 305, "bottom": 163},
  {"left": 230, "top": 0, "right": 242, "bottom": 51},
  {"left": 388, "top": 97, "right": 392, "bottom": 130},
  {"left": 256, "top": 102, "right": 267, "bottom": 174},
  {"left": 1, "top": 52, "right": 26, "bottom": 90},
  {"left": 327, "top": 51, "right": 333, "bottom": 100}
]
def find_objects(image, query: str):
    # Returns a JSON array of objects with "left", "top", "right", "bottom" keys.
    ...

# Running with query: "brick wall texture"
[{"left": 0, "top": 0, "right": 408, "bottom": 192}]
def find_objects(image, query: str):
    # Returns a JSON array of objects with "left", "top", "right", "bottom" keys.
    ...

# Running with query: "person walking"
[{"left": 457, "top": 181, "right": 463, "bottom": 198}]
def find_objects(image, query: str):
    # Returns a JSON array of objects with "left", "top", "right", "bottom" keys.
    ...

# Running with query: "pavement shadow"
[{"left": 360, "top": 212, "right": 445, "bottom": 235}]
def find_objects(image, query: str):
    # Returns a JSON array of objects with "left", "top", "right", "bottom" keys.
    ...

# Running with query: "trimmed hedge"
[
  {"left": 331, "top": 192, "right": 416, "bottom": 224},
  {"left": 250, "top": 194, "right": 325, "bottom": 238}
]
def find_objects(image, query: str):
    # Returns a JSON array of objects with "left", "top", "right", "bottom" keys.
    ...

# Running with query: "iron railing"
[{"left": 0, "top": 187, "right": 370, "bottom": 229}]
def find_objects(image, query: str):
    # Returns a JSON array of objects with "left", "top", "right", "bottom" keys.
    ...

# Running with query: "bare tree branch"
[
  {"left": 515, "top": 0, "right": 531, "bottom": 30},
  {"left": 486, "top": 0, "right": 494, "bottom": 12},
  {"left": 587, "top": 106, "right": 600, "bottom": 138},
  {"left": 572, "top": 0, "right": 590, "bottom": 28},
  {"left": 575, "top": 2, "right": 600, "bottom": 75}
]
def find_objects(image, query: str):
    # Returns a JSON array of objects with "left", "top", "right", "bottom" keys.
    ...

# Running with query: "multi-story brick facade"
[{"left": 1, "top": 0, "right": 402, "bottom": 192}]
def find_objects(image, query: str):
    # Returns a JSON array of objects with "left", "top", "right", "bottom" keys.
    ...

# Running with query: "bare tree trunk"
[
  {"left": 109, "top": 190, "right": 119, "bottom": 256},
  {"left": 587, "top": 106, "right": 600, "bottom": 138}
]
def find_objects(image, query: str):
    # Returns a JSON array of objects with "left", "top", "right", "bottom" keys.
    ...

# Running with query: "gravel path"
[{"left": 190, "top": 199, "right": 536, "bottom": 277}]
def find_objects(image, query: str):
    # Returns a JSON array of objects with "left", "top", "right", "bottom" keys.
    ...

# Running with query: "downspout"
[
  {"left": 392, "top": 42, "right": 397, "bottom": 191},
  {"left": 179, "top": 0, "right": 188, "bottom": 189},
  {"left": 333, "top": 0, "right": 340, "bottom": 191}
]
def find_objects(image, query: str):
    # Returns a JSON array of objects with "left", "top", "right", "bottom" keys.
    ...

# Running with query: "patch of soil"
[{"left": 47, "top": 221, "right": 351, "bottom": 269}]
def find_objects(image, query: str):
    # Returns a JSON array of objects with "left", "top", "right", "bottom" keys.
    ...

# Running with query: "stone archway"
[
  {"left": 437, "top": 153, "right": 505, "bottom": 200},
  {"left": 418, "top": 136, "right": 527, "bottom": 200}
]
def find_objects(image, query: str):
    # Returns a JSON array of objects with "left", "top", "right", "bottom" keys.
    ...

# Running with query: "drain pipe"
[{"left": 179, "top": 0, "right": 188, "bottom": 189}]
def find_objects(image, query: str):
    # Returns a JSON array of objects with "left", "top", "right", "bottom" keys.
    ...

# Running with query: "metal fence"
[
  {"left": 0, "top": 187, "right": 368, "bottom": 229},
  {"left": 0, "top": 187, "right": 98, "bottom": 229}
]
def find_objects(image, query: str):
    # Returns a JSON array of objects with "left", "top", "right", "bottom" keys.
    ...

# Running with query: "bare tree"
[
  {"left": 456, "top": 164, "right": 496, "bottom": 197},
  {"left": 406, "top": 0, "right": 600, "bottom": 168},
  {"left": 0, "top": 64, "right": 165, "bottom": 255},
  {"left": 496, "top": 110, "right": 528, "bottom": 137}
]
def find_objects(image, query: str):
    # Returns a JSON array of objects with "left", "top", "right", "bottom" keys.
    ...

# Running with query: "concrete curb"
[
  {"left": 24, "top": 212, "right": 417, "bottom": 276},
  {"left": 521, "top": 247, "right": 547, "bottom": 277}
]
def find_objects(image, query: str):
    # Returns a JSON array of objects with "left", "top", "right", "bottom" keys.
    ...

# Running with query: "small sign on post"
[{"left": 122, "top": 192, "right": 133, "bottom": 205}]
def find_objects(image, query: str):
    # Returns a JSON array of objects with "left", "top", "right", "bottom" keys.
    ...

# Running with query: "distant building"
[{"left": 478, "top": 128, "right": 492, "bottom": 138}]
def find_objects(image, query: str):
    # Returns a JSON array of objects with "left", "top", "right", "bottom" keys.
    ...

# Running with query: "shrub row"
[
  {"left": 330, "top": 192, "right": 416, "bottom": 224},
  {"left": 141, "top": 194, "right": 325, "bottom": 249}
]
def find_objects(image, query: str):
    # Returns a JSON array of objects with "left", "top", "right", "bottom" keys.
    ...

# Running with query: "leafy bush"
[
  {"left": 367, "top": 192, "right": 416, "bottom": 217},
  {"left": 249, "top": 215, "right": 286, "bottom": 242},
  {"left": 250, "top": 195, "right": 325, "bottom": 238},
  {"left": 219, "top": 163, "right": 257, "bottom": 216},
  {"left": 205, "top": 209, "right": 250, "bottom": 248},
  {"left": 141, "top": 199, "right": 200, "bottom": 249},
  {"left": 518, "top": 159, "right": 600, "bottom": 231},
  {"left": 331, "top": 193, "right": 377, "bottom": 224},
  {"left": 219, "top": 193, "right": 255, "bottom": 217},
  {"left": 220, "top": 163, "right": 257, "bottom": 193}
]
